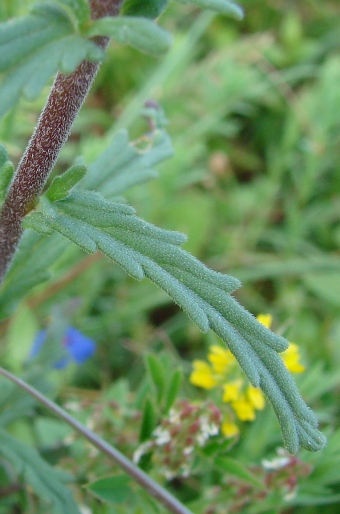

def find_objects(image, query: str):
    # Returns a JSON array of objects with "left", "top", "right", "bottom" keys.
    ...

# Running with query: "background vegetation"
[{"left": 1, "top": 0, "right": 340, "bottom": 512}]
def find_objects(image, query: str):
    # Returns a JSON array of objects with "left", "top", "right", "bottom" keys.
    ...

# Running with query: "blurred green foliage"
[{"left": 1, "top": 0, "right": 340, "bottom": 512}]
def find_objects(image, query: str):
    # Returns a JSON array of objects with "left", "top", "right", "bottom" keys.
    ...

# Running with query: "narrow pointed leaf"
[
  {"left": 54, "top": 0, "right": 91, "bottom": 26},
  {"left": 87, "top": 474, "right": 132, "bottom": 503},
  {"left": 140, "top": 396, "right": 157, "bottom": 442},
  {"left": 0, "top": 153, "right": 15, "bottom": 195},
  {"left": 164, "top": 369, "right": 182, "bottom": 412},
  {"left": 0, "top": 3, "right": 104, "bottom": 117},
  {"left": 146, "top": 354, "right": 166, "bottom": 404},
  {"left": 0, "top": 144, "right": 8, "bottom": 167},
  {"left": 46, "top": 163, "right": 87, "bottom": 201},
  {"left": 23, "top": 212, "right": 55, "bottom": 235},
  {"left": 121, "top": 0, "right": 170, "bottom": 19},
  {"left": 0, "top": 429, "right": 80, "bottom": 514},
  {"left": 0, "top": 231, "right": 69, "bottom": 321},
  {"left": 88, "top": 16, "right": 172, "bottom": 56},
  {"left": 26, "top": 188, "right": 326, "bottom": 453},
  {"left": 214, "top": 457, "right": 262, "bottom": 488},
  {"left": 177, "top": 0, "right": 244, "bottom": 19},
  {"left": 47, "top": 214, "right": 97, "bottom": 253},
  {"left": 82, "top": 129, "right": 173, "bottom": 197}
]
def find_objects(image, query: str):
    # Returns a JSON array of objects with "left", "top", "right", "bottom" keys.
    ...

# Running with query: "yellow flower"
[
  {"left": 281, "top": 343, "right": 305, "bottom": 373},
  {"left": 226, "top": 385, "right": 265, "bottom": 422},
  {"left": 222, "top": 380, "right": 242, "bottom": 402},
  {"left": 221, "top": 419, "right": 239, "bottom": 438},
  {"left": 232, "top": 395, "right": 256, "bottom": 421},
  {"left": 257, "top": 313, "right": 305, "bottom": 374},
  {"left": 190, "top": 345, "right": 237, "bottom": 390},
  {"left": 246, "top": 385, "right": 265, "bottom": 410},
  {"left": 257, "top": 314, "right": 272, "bottom": 329},
  {"left": 208, "top": 345, "right": 235, "bottom": 374},
  {"left": 190, "top": 360, "right": 217, "bottom": 390},
  {"left": 189, "top": 314, "right": 305, "bottom": 438}
]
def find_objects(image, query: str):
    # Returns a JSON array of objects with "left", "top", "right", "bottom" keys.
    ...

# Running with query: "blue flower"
[{"left": 30, "top": 328, "right": 96, "bottom": 369}]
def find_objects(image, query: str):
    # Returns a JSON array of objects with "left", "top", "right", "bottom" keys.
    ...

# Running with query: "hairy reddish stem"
[{"left": 0, "top": 0, "right": 123, "bottom": 283}]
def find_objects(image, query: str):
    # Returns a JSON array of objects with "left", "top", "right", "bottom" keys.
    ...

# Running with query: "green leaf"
[
  {"left": 139, "top": 396, "right": 157, "bottom": 442},
  {"left": 0, "top": 2, "right": 104, "bottom": 117},
  {"left": 302, "top": 427, "right": 340, "bottom": 487},
  {"left": 104, "top": 379, "right": 130, "bottom": 406},
  {"left": 82, "top": 129, "right": 173, "bottom": 198},
  {"left": 0, "top": 143, "right": 8, "bottom": 168},
  {"left": 0, "top": 428, "right": 80, "bottom": 513},
  {"left": 202, "top": 438, "right": 234, "bottom": 456},
  {"left": 88, "top": 16, "right": 172, "bottom": 56},
  {"left": 87, "top": 474, "right": 132, "bottom": 503},
  {"left": 35, "top": 417, "right": 73, "bottom": 447},
  {"left": 164, "top": 368, "right": 182, "bottom": 413},
  {"left": 31, "top": 186, "right": 325, "bottom": 453},
  {"left": 0, "top": 369, "right": 52, "bottom": 426},
  {"left": 121, "top": 0, "right": 170, "bottom": 19},
  {"left": 0, "top": 231, "right": 69, "bottom": 321},
  {"left": 6, "top": 304, "right": 39, "bottom": 373},
  {"left": 54, "top": 0, "right": 91, "bottom": 27},
  {"left": 0, "top": 145, "right": 14, "bottom": 195},
  {"left": 146, "top": 354, "right": 166, "bottom": 404},
  {"left": 23, "top": 211, "right": 55, "bottom": 235},
  {"left": 214, "top": 456, "right": 263, "bottom": 488},
  {"left": 303, "top": 272, "right": 340, "bottom": 307},
  {"left": 46, "top": 163, "right": 87, "bottom": 201},
  {"left": 0, "top": 161, "right": 14, "bottom": 194},
  {"left": 24, "top": 188, "right": 326, "bottom": 453},
  {"left": 176, "top": 0, "right": 244, "bottom": 19},
  {"left": 296, "top": 485, "right": 340, "bottom": 506}
]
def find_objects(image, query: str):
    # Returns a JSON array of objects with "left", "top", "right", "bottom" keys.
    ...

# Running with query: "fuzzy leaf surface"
[
  {"left": 0, "top": 144, "right": 7, "bottom": 168},
  {"left": 120, "top": 0, "right": 170, "bottom": 19},
  {"left": 0, "top": 2, "right": 104, "bottom": 117},
  {"left": 46, "top": 163, "right": 88, "bottom": 201},
  {"left": 81, "top": 129, "right": 173, "bottom": 197},
  {"left": 0, "top": 231, "right": 69, "bottom": 321},
  {"left": 54, "top": 0, "right": 91, "bottom": 27},
  {"left": 0, "top": 129, "right": 172, "bottom": 319},
  {"left": 0, "top": 144, "right": 14, "bottom": 197},
  {"left": 177, "top": 0, "right": 244, "bottom": 19},
  {"left": 0, "top": 429, "right": 80, "bottom": 513},
  {"left": 24, "top": 190, "right": 326, "bottom": 453},
  {"left": 88, "top": 16, "right": 172, "bottom": 56},
  {"left": 87, "top": 474, "right": 132, "bottom": 503}
]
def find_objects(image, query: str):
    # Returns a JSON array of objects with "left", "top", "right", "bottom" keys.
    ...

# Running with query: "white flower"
[
  {"left": 79, "top": 506, "right": 93, "bottom": 514},
  {"left": 262, "top": 457, "right": 290, "bottom": 470},
  {"left": 164, "top": 469, "right": 175, "bottom": 480},
  {"left": 284, "top": 487, "right": 297, "bottom": 501},
  {"left": 262, "top": 448, "right": 290, "bottom": 470},
  {"left": 180, "top": 464, "right": 191, "bottom": 478},
  {"left": 64, "top": 401, "right": 82, "bottom": 412},
  {"left": 196, "top": 431, "right": 209, "bottom": 447},
  {"left": 169, "top": 408, "right": 180, "bottom": 424},
  {"left": 183, "top": 446, "right": 194, "bottom": 456},
  {"left": 200, "top": 415, "right": 219, "bottom": 436},
  {"left": 152, "top": 426, "right": 171, "bottom": 446}
]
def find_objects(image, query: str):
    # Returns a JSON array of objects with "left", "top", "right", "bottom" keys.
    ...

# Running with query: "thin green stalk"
[{"left": 0, "top": 366, "right": 193, "bottom": 514}]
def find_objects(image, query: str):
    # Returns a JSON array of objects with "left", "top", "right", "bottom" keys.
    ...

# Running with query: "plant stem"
[
  {"left": 0, "top": 366, "right": 193, "bottom": 514},
  {"left": 0, "top": 0, "right": 123, "bottom": 283}
]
